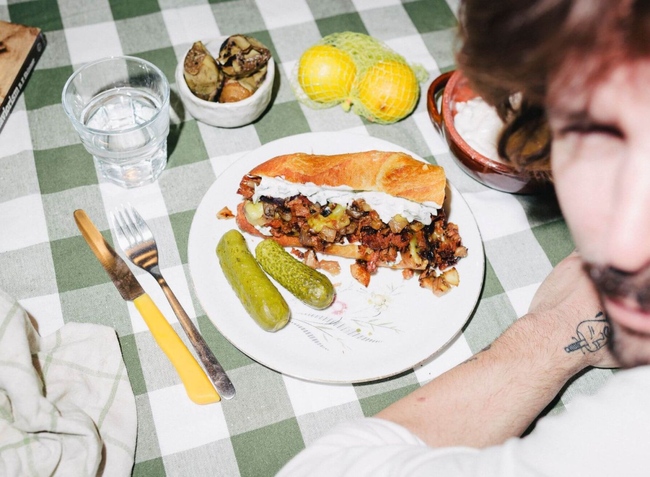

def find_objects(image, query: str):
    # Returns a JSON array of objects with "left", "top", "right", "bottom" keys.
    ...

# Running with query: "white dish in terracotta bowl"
[
  {"left": 175, "top": 36, "right": 275, "bottom": 128},
  {"left": 427, "top": 70, "right": 549, "bottom": 194}
]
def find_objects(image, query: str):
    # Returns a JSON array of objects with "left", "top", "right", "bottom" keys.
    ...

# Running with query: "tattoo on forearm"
[{"left": 564, "top": 311, "right": 610, "bottom": 354}]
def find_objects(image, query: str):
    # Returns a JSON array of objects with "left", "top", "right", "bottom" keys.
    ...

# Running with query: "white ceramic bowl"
[{"left": 175, "top": 36, "right": 275, "bottom": 128}]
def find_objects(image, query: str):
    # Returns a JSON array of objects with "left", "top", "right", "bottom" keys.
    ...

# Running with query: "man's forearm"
[{"left": 376, "top": 312, "right": 590, "bottom": 448}]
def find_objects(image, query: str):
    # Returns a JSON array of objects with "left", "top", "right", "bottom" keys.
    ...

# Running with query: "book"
[{"left": 0, "top": 21, "right": 46, "bottom": 134}]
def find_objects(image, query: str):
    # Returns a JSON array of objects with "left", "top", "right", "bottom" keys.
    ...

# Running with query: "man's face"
[{"left": 549, "top": 60, "right": 650, "bottom": 367}]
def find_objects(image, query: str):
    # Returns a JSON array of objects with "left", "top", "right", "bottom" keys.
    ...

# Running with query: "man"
[{"left": 279, "top": 0, "right": 650, "bottom": 475}]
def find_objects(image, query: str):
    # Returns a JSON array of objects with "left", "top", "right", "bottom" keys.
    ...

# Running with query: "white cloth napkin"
[{"left": 0, "top": 290, "right": 137, "bottom": 476}]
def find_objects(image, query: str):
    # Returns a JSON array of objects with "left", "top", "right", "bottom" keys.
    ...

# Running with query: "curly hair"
[{"left": 456, "top": 0, "right": 648, "bottom": 175}]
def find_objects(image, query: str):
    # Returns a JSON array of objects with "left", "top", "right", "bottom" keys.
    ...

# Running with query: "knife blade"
[{"left": 74, "top": 209, "right": 221, "bottom": 405}]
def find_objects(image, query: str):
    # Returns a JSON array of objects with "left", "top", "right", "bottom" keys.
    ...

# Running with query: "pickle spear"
[
  {"left": 184, "top": 41, "right": 223, "bottom": 101},
  {"left": 256, "top": 239, "right": 335, "bottom": 310},
  {"left": 217, "top": 230, "right": 290, "bottom": 332}
]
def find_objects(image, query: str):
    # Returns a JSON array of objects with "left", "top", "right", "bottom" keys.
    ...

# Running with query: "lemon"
[
  {"left": 356, "top": 60, "right": 419, "bottom": 122},
  {"left": 298, "top": 45, "right": 357, "bottom": 103}
]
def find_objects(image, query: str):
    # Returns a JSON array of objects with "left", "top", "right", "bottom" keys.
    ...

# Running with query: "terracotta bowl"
[{"left": 427, "top": 70, "right": 549, "bottom": 194}]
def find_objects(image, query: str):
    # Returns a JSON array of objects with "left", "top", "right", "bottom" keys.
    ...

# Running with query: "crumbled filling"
[
  {"left": 238, "top": 175, "right": 467, "bottom": 293},
  {"left": 217, "top": 206, "right": 235, "bottom": 219}
]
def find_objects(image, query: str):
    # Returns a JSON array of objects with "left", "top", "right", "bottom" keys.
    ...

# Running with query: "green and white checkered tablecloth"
[{"left": 0, "top": 0, "right": 614, "bottom": 475}]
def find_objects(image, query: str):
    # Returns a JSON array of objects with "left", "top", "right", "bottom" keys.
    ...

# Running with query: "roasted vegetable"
[
  {"left": 184, "top": 41, "right": 223, "bottom": 101},
  {"left": 218, "top": 34, "right": 271, "bottom": 78},
  {"left": 238, "top": 65, "right": 268, "bottom": 91},
  {"left": 243, "top": 201, "right": 265, "bottom": 225},
  {"left": 307, "top": 204, "right": 350, "bottom": 232},
  {"left": 219, "top": 79, "right": 253, "bottom": 103}
]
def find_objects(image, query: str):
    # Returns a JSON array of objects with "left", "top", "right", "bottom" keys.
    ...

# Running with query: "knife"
[{"left": 74, "top": 210, "right": 221, "bottom": 405}]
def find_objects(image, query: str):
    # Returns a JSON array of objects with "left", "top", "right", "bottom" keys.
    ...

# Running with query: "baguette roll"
[
  {"left": 248, "top": 150, "right": 446, "bottom": 206},
  {"left": 234, "top": 150, "right": 467, "bottom": 286}
]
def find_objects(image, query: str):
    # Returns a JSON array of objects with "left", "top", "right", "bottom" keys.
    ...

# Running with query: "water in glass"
[{"left": 82, "top": 88, "right": 167, "bottom": 187}]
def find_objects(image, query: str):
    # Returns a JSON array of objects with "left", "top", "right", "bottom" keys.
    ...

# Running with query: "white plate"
[{"left": 188, "top": 132, "right": 484, "bottom": 383}]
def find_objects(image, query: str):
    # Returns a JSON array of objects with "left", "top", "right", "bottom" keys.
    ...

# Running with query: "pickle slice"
[
  {"left": 256, "top": 239, "right": 335, "bottom": 310},
  {"left": 217, "top": 230, "right": 290, "bottom": 332}
]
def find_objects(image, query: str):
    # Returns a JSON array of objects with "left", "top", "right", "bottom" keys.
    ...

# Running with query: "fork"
[{"left": 112, "top": 204, "right": 236, "bottom": 400}]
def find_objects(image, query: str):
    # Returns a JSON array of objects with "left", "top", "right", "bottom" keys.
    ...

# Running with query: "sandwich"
[{"left": 236, "top": 150, "right": 467, "bottom": 295}]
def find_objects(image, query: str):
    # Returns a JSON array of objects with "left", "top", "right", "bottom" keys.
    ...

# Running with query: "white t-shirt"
[{"left": 278, "top": 366, "right": 650, "bottom": 477}]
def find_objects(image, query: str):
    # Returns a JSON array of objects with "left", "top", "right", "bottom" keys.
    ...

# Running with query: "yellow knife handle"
[{"left": 134, "top": 294, "right": 221, "bottom": 404}]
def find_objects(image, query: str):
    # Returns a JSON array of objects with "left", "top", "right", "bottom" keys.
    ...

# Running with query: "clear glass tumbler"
[{"left": 62, "top": 56, "right": 170, "bottom": 188}]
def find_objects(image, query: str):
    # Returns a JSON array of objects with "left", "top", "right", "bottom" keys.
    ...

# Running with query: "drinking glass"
[{"left": 62, "top": 56, "right": 170, "bottom": 188}]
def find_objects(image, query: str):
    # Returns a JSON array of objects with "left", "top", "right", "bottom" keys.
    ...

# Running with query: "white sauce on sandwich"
[{"left": 252, "top": 176, "right": 440, "bottom": 225}]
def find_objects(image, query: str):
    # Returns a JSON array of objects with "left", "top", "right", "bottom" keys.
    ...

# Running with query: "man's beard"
[
  {"left": 586, "top": 262, "right": 650, "bottom": 368},
  {"left": 586, "top": 263, "right": 650, "bottom": 310},
  {"left": 608, "top": 318, "right": 650, "bottom": 368}
]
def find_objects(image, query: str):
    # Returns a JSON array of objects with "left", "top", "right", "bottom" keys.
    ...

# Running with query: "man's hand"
[{"left": 528, "top": 252, "right": 619, "bottom": 369}]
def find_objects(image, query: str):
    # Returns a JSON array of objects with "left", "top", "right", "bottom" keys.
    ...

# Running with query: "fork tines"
[{"left": 111, "top": 204, "right": 158, "bottom": 270}]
